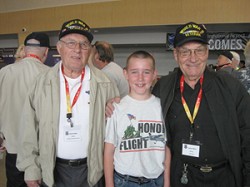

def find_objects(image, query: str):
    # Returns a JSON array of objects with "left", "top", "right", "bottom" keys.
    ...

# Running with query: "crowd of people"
[{"left": 0, "top": 18, "right": 250, "bottom": 187}]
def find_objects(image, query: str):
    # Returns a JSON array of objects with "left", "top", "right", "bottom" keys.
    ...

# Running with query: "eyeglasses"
[
  {"left": 177, "top": 47, "right": 207, "bottom": 58},
  {"left": 60, "top": 40, "right": 91, "bottom": 50}
]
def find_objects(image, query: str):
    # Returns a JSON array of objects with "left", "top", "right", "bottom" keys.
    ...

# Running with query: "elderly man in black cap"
[
  {"left": 16, "top": 19, "right": 119, "bottom": 187},
  {"left": 0, "top": 32, "right": 50, "bottom": 187},
  {"left": 216, "top": 50, "right": 235, "bottom": 73},
  {"left": 152, "top": 22, "right": 250, "bottom": 187}
]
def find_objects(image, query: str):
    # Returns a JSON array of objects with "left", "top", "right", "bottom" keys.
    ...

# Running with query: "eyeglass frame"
[
  {"left": 176, "top": 45, "right": 208, "bottom": 58},
  {"left": 60, "top": 39, "right": 91, "bottom": 50}
]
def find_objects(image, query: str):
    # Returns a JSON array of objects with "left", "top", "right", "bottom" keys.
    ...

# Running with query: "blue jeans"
[{"left": 114, "top": 171, "right": 164, "bottom": 187}]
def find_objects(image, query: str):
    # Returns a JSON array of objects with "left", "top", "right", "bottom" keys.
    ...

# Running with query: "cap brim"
[
  {"left": 59, "top": 30, "right": 93, "bottom": 42},
  {"left": 175, "top": 37, "right": 208, "bottom": 48}
]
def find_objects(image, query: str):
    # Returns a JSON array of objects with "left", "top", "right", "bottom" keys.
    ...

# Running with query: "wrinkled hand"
[
  {"left": 0, "top": 146, "right": 6, "bottom": 153},
  {"left": 0, "top": 137, "right": 5, "bottom": 153},
  {"left": 26, "top": 180, "right": 41, "bottom": 187},
  {"left": 105, "top": 97, "right": 121, "bottom": 118}
]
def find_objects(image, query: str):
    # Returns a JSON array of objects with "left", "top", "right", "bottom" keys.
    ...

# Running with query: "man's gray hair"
[{"left": 244, "top": 41, "right": 250, "bottom": 66}]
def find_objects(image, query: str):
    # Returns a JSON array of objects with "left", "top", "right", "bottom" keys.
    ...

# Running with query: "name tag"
[
  {"left": 182, "top": 143, "right": 200, "bottom": 157},
  {"left": 64, "top": 125, "right": 81, "bottom": 142}
]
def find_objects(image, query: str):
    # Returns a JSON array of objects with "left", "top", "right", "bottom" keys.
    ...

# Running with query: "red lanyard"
[
  {"left": 180, "top": 75, "right": 203, "bottom": 125},
  {"left": 26, "top": 54, "right": 42, "bottom": 62},
  {"left": 61, "top": 65, "right": 85, "bottom": 119}
]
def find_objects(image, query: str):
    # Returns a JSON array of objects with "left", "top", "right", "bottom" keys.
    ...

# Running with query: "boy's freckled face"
[{"left": 124, "top": 57, "right": 157, "bottom": 100}]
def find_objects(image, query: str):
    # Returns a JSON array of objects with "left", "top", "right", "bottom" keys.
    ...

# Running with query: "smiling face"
[
  {"left": 57, "top": 33, "right": 91, "bottom": 77},
  {"left": 124, "top": 55, "right": 157, "bottom": 100},
  {"left": 174, "top": 42, "right": 208, "bottom": 88}
]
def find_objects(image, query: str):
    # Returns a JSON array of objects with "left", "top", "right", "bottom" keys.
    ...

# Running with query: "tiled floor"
[{"left": 0, "top": 152, "right": 7, "bottom": 187}]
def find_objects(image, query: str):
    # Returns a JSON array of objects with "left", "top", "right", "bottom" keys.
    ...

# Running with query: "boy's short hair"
[{"left": 125, "top": 50, "right": 155, "bottom": 70}]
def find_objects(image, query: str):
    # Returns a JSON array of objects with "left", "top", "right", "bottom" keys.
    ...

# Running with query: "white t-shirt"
[
  {"left": 57, "top": 63, "right": 90, "bottom": 159},
  {"left": 105, "top": 95, "right": 166, "bottom": 178}
]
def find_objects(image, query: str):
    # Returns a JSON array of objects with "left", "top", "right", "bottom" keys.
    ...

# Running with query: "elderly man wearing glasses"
[
  {"left": 16, "top": 18, "right": 119, "bottom": 187},
  {"left": 152, "top": 22, "right": 250, "bottom": 187}
]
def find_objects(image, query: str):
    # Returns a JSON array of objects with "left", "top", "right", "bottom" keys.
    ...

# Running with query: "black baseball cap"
[
  {"left": 24, "top": 32, "right": 50, "bottom": 48},
  {"left": 59, "top": 18, "right": 93, "bottom": 42},
  {"left": 174, "top": 22, "right": 208, "bottom": 48},
  {"left": 219, "top": 51, "right": 233, "bottom": 61}
]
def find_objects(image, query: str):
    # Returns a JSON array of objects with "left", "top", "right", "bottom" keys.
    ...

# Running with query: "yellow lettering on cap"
[
  {"left": 192, "top": 24, "right": 201, "bottom": 31},
  {"left": 180, "top": 25, "right": 189, "bottom": 34},
  {"left": 77, "top": 20, "right": 86, "bottom": 27},
  {"left": 180, "top": 23, "right": 205, "bottom": 35},
  {"left": 184, "top": 31, "right": 201, "bottom": 37},
  {"left": 180, "top": 24, "right": 195, "bottom": 34},
  {"left": 64, "top": 20, "right": 90, "bottom": 31},
  {"left": 66, "top": 21, "right": 75, "bottom": 27}
]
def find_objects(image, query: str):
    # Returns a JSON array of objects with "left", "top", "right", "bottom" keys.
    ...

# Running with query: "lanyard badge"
[
  {"left": 61, "top": 65, "right": 85, "bottom": 127},
  {"left": 180, "top": 75, "right": 203, "bottom": 140},
  {"left": 180, "top": 75, "right": 203, "bottom": 158},
  {"left": 180, "top": 75, "right": 204, "bottom": 184}
]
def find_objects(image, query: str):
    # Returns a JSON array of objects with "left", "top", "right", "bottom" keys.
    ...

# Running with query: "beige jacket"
[
  {"left": 16, "top": 62, "right": 119, "bottom": 187},
  {"left": 0, "top": 58, "right": 49, "bottom": 153}
]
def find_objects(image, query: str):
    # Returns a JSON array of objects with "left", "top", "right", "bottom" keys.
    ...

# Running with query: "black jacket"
[{"left": 153, "top": 68, "right": 250, "bottom": 187}]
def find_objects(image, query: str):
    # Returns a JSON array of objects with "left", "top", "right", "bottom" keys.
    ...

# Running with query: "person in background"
[
  {"left": 16, "top": 18, "right": 119, "bottom": 187},
  {"left": 234, "top": 41, "right": 250, "bottom": 94},
  {"left": 239, "top": 60, "right": 246, "bottom": 70},
  {"left": 207, "top": 64, "right": 217, "bottom": 72},
  {"left": 14, "top": 44, "right": 26, "bottom": 63},
  {"left": 92, "top": 41, "right": 129, "bottom": 98},
  {"left": 216, "top": 50, "right": 234, "bottom": 73},
  {"left": 106, "top": 22, "right": 250, "bottom": 187},
  {"left": 230, "top": 51, "right": 240, "bottom": 70},
  {"left": 0, "top": 32, "right": 50, "bottom": 187},
  {"left": 104, "top": 50, "right": 171, "bottom": 187},
  {"left": 152, "top": 22, "right": 250, "bottom": 187},
  {"left": 0, "top": 56, "right": 8, "bottom": 69}
]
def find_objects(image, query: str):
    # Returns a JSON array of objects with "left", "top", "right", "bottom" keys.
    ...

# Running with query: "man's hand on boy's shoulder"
[
  {"left": 0, "top": 135, "right": 6, "bottom": 153},
  {"left": 105, "top": 97, "right": 121, "bottom": 118}
]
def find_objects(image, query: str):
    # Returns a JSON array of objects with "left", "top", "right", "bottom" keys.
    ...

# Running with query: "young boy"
[{"left": 104, "top": 50, "right": 171, "bottom": 187}]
